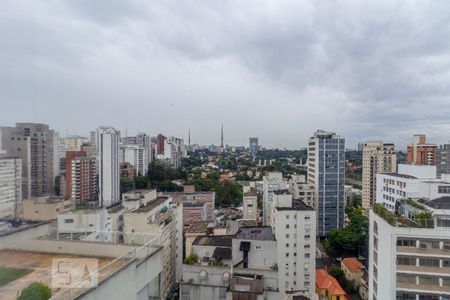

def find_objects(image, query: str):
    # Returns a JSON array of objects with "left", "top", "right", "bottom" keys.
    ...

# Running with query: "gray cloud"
[{"left": 1, "top": 0, "right": 450, "bottom": 149}]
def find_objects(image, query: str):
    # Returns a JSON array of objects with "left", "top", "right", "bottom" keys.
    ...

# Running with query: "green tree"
[
  {"left": 134, "top": 176, "right": 151, "bottom": 189},
  {"left": 184, "top": 254, "right": 198, "bottom": 265},
  {"left": 216, "top": 181, "right": 243, "bottom": 206},
  {"left": 18, "top": 282, "right": 51, "bottom": 300},
  {"left": 120, "top": 177, "right": 135, "bottom": 194},
  {"left": 157, "top": 180, "right": 183, "bottom": 192}
]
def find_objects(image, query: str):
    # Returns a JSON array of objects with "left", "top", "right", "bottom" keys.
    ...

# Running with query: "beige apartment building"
[
  {"left": 21, "top": 196, "right": 73, "bottom": 221},
  {"left": 362, "top": 141, "right": 397, "bottom": 210}
]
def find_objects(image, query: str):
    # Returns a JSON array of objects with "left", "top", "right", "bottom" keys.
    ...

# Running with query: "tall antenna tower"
[{"left": 220, "top": 123, "right": 224, "bottom": 148}]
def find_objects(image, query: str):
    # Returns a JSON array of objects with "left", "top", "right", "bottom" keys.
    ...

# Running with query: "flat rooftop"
[
  {"left": 0, "top": 250, "right": 121, "bottom": 300},
  {"left": 186, "top": 221, "right": 213, "bottom": 234},
  {"left": 234, "top": 226, "right": 276, "bottom": 241},
  {"left": 0, "top": 220, "right": 49, "bottom": 238},
  {"left": 276, "top": 199, "right": 314, "bottom": 211},
  {"left": 193, "top": 235, "right": 233, "bottom": 247},
  {"left": 273, "top": 189, "right": 291, "bottom": 195},
  {"left": 131, "top": 197, "right": 168, "bottom": 213},
  {"left": 381, "top": 173, "right": 417, "bottom": 179},
  {"left": 418, "top": 197, "right": 450, "bottom": 209}
]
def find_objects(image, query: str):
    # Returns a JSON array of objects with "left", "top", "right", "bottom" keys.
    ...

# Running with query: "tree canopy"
[{"left": 18, "top": 282, "right": 51, "bottom": 300}]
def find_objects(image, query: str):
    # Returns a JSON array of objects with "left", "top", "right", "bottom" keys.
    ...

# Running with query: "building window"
[
  {"left": 286, "top": 253, "right": 289, "bottom": 257},
  {"left": 286, "top": 243, "right": 289, "bottom": 248},
  {"left": 286, "top": 224, "right": 290, "bottom": 229},
  {"left": 397, "top": 238, "right": 416, "bottom": 247},
  {"left": 286, "top": 234, "right": 290, "bottom": 238},
  {"left": 255, "top": 246, "right": 262, "bottom": 250},
  {"left": 64, "top": 218, "right": 74, "bottom": 224},
  {"left": 305, "top": 253, "right": 310, "bottom": 259}
]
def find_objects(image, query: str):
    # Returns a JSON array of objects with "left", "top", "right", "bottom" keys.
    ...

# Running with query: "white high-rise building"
[
  {"left": 0, "top": 156, "right": 22, "bottom": 218},
  {"left": 262, "top": 172, "right": 286, "bottom": 226},
  {"left": 97, "top": 127, "right": 120, "bottom": 208},
  {"left": 120, "top": 144, "right": 148, "bottom": 176},
  {"left": 270, "top": 189, "right": 316, "bottom": 295},
  {"left": 362, "top": 141, "right": 397, "bottom": 210}
]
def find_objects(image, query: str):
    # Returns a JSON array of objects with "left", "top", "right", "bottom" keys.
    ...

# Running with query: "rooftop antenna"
[{"left": 221, "top": 123, "right": 224, "bottom": 148}]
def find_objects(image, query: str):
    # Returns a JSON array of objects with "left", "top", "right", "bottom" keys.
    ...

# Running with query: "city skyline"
[{"left": 2, "top": 1, "right": 450, "bottom": 149}]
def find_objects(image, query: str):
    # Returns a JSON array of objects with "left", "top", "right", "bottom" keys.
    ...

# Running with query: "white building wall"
[
  {"left": 0, "top": 157, "right": 22, "bottom": 218},
  {"left": 97, "top": 127, "right": 120, "bottom": 208}
]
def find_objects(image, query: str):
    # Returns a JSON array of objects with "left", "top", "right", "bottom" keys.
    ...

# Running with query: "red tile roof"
[
  {"left": 342, "top": 257, "right": 363, "bottom": 273},
  {"left": 316, "top": 269, "right": 346, "bottom": 296}
]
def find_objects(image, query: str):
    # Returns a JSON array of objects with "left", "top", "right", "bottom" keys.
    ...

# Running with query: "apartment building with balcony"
[
  {"left": 0, "top": 123, "right": 56, "bottom": 199},
  {"left": 362, "top": 141, "right": 397, "bottom": 210},
  {"left": 289, "top": 174, "right": 315, "bottom": 208},
  {"left": 123, "top": 195, "right": 183, "bottom": 295},
  {"left": 369, "top": 199, "right": 450, "bottom": 300},
  {"left": 70, "top": 155, "right": 97, "bottom": 203},
  {"left": 407, "top": 134, "right": 438, "bottom": 166}
]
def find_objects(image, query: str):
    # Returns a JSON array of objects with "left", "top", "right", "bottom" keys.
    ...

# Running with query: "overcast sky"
[{"left": 1, "top": 1, "right": 450, "bottom": 149}]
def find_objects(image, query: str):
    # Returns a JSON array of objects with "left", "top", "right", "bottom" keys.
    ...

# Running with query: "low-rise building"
[
  {"left": 315, "top": 269, "right": 346, "bottom": 300},
  {"left": 21, "top": 196, "right": 73, "bottom": 221},
  {"left": 341, "top": 257, "right": 364, "bottom": 290}
]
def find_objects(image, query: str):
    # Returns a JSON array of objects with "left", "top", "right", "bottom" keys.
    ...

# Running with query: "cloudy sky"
[{"left": 1, "top": 0, "right": 450, "bottom": 149}]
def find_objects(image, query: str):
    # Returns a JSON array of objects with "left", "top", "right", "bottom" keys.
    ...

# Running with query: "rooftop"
[
  {"left": 273, "top": 189, "right": 291, "bottom": 195},
  {"left": 212, "top": 247, "right": 232, "bottom": 260},
  {"left": 186, "top": 221, "right": 214, "bottom": 234},
  {"left": 316, "top": 269, "right": 346, "bottom": 296},
  {"left": 234, "top": 226, "right": 276, "bottom": 241},
  {"left": 381, "top": 173, "right": 417, "bottom": 179},
  {"left": 0, "top": 220, "right": 49, "bottom": 238},
  {"left": 276, "top": 199, "right": 314, "bottom": 211},
  {"left": 418, "top": 197, "right": 450, "bottom": 209},
  {"left": 243, "top": 189, "right": 257, "bottom": 197},
  {"left": 342, "top": 257, "right": 363, "bottom": 273},
  {"left": 131, "top": 197, "right": 168, "bottom": 213},
  {"left": 193, "top": 235, "right": 233, "bottom": 247},
  {"left": 0, "top": 249, "right": 121, "bottom": 300}
]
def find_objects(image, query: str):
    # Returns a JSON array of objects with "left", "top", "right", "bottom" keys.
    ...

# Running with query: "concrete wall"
[
  {"left": 0, "top": 222, "right": 51, "bottom": 249},
  {"left": 232, "top": 238, "right": 277, "bottom": 269},
  {"left": 9, "top": 239, "right": 138, "bottom": 258},
  {"left": 78, "top": 247, "right": 163, "bottom": 300}
]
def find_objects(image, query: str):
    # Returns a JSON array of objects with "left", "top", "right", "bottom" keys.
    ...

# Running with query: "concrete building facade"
[
  {"left": 262, "top": 172, "right": 285, "bottom": 226},
  {"left": 362, "top": 141, "right": 397, "bottom": 210},
  {"left": 270, "top": 190, "right": 316, "bottom": 295},
  {"left": 0, "top": 123, "right": 56, "bottom": 199},
  {"left": 0, "top": 156, "right": 22, "bottom": 218},
  {"left": 242, "top": 188, "right": 258, "bottom": 220}
]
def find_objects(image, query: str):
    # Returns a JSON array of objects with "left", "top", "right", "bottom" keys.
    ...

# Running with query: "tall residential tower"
[
  {"left": 362, "top": 141, "right": 397, "bottom": 210},
  {"left": 96, "top": 127, "right": 120, "bottom": 208},
  {"left": 307, "top": 130, "right": 345, "bottom": 237}
]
